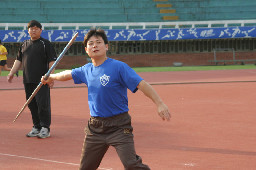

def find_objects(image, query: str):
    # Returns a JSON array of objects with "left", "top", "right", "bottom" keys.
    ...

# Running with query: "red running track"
[{"left": 1, "top": 69, "right": 256, "bottom": 169}]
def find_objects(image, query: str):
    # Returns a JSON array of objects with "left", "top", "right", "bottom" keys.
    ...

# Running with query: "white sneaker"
[
  {"left": 37, "top": 127, "right": 50, "bottom": 139},
  {"left": 26, "top": 127, "right": 40, "bottom": 137}
]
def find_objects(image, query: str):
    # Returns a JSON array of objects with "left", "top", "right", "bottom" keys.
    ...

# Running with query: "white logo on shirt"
[{"left": 100, "top": 74, "right": 110, "bottom": 86}]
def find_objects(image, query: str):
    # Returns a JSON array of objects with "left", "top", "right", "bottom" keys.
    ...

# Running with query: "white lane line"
[
  {"left": 0, "top": 153, "right": 79, "bottom": 166},
  {"left": 0, "top": 153, "right": 113, "bottom": 170},
  {"left": 184, "top": 163, "right": 196, "bottom": 167}
]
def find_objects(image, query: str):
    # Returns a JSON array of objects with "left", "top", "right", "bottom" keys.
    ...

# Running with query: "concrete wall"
[{"left": 7, "top": 51, "right": 256, "bottom": 70}]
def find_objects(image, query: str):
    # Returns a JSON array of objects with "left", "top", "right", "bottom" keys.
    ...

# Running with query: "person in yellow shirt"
[{"left": 0, "top": 39, "right": 18, "bottom": 76}]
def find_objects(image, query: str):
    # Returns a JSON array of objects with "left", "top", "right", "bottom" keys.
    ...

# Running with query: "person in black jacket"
[{"left": 8, "top": 20, "right": 57, "bottom": 139}]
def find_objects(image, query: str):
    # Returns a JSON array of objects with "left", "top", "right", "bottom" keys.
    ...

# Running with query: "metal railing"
[{"left": 1, "top": 20, "right": 256, "bottom": 30}]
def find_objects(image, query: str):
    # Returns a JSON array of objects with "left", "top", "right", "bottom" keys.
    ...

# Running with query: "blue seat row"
[{"left": 1, "top": 0, "right": 255, "bottom": 23}]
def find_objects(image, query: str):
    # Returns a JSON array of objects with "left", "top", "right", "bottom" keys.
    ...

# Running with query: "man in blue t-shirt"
[{"left": 41, "top": 29, "right": 170, "bottom": 170}]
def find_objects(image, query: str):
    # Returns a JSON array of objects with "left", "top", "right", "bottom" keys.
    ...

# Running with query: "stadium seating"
[
  {"left": 1, "top": 0, "right": 256, "bottom": 67},
  {"left": 171, "top": 0, "right": 256, "bottom": 21},
  {"left": 0, "top": 0, "right": 177, "bottom": 23},
  {"left": 1, "top": 0, "right": 256, "bottom": 24}
]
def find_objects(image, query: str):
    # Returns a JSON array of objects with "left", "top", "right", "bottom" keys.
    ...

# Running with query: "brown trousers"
[{"left": 79, "top": 112, "right": 150, "bottom": 170}]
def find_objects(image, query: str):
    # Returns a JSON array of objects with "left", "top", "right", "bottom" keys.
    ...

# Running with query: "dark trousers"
[
  {"left": 79, "top": 112, "right": 150, "bottom": 170},
  {"left": 24, "top": 83, "right": 51, "bottom": 130}
]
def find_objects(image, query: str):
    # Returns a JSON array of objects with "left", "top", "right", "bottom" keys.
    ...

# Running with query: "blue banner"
[{"left": 0, "top": 26, "right": 255, "bottom": 43}]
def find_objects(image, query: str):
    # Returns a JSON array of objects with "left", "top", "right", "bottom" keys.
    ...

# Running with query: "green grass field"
[
  {"left": 1, "top": 65, "right": 255, "bottom": 76},
  {"left": 133, "top": 65, "right": 256, "bottom": 72}
]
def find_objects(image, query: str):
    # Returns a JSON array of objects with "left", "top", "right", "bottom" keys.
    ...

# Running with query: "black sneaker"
[
  {"left": 37, "top": 127, "right": 50, "bottom": 139},
  {"left": 26, "top": 127, "right": 40, "bottom": 137},
  {"left": 15, "top": 70, "right": 19, "bottom": 77}
]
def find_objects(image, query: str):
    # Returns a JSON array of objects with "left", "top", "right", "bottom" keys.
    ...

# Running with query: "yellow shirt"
[{"left": 0, "top": 44, "right": 7, "bottom": 60}]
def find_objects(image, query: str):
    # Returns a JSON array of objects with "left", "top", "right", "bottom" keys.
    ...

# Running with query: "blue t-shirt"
[{"left": 71, "top": 58, "right": 143, "bottom": 117}]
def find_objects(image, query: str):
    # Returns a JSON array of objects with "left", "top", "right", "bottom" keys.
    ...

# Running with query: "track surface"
[{"left": 1, "top": 69, "right": 256, "bottom": 170}]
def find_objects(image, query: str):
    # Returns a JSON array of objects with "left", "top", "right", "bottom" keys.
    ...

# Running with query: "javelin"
[{"left": 13, "top": 32, "right": 79, "bottom": 122}]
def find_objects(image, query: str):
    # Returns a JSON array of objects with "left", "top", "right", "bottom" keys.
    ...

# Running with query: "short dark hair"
[
  {"left": 83, "top": 28, "right": 108, "bottom": 47},
  {"left": 27, "top": 20, "right": 42, "bottom": 29}
]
